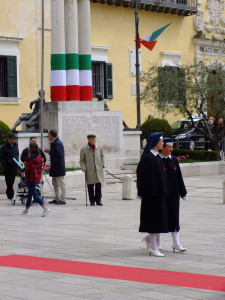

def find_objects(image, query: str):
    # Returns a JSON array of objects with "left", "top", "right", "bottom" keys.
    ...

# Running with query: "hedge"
[
  {"left": 172, "top": 149, "right": 220, "bottom": 161},
  {"left": 0, "top": 120, "right": 11, "bottom": 145},
  {"left": 140, "top": 118, "right": 172, "bottom": 140}
]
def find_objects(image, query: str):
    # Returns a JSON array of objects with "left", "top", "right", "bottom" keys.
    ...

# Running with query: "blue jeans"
[{"left": 26, "top": 182, "right": 44, "bottom": 209}]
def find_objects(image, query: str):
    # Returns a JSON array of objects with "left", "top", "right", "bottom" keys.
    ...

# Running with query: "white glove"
[
  {"left": 182, "top": 195, "right": 187, "bottom": 200},
  {"left": 136, "top": 195, "right": 142, "bottom": 200}
]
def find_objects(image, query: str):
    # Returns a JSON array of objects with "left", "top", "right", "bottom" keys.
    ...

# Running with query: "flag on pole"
[
  {"left": 140, "top": 23, "right": 171, "bottom": 51},
  {"left": 136, "top": 17, "right": 141, "bottom": 49}
]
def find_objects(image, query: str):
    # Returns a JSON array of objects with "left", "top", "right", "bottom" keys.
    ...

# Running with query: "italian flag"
[
  {"left": 66, "top": 53, "right": 80, "bottom": 101},
  {"left": 51, "top": 54, "right": 67, "bottom": 101},
  {"left": 51, "top": 53, "right": 92, "bottom": 101},
  {"left": 79, "top": 54, "right": 92, "bottom": 101},
  {"left": 140, "top": 23, "right": 171, "bottom": 51}
]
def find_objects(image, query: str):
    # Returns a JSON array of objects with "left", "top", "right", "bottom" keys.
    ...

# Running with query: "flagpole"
[
  {"left": 40, "top": 0, "right": 44, "bottom": 198},
  {"left": 40, "top": 0, "right": 44, "bottom": 151},
  {"left": 135, "top": 0, "right": 141, "bottom": 130}
]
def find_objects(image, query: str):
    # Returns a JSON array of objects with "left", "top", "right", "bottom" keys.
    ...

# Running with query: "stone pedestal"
[
  {"left": 15, "top": 132, "right": 50, "bottom": 159},
  {"left": 44, "top": 101, "right": 124, "bottom": 168},
  {"left": 123, "top": 130, "right": 141, "bottom": 163},
  {"left": 122, "top": 175, "right": 133, "bottom": 200}
]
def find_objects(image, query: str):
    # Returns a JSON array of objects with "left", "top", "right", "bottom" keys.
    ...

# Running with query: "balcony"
[{"left": 91, "top": 0, "right": 197, "bottom": 16}]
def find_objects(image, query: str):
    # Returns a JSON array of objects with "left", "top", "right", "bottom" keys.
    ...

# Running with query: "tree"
[
  {"left": 140, "top": 118, "right": 172, "bottom": 141},
  {"left": 140, "top": 61, "right": 225, "bottom": 151}
]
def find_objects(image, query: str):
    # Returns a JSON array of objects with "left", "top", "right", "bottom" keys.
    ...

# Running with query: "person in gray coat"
[{"left": 80, "top": 134, "right": 105, "bottom": 206}]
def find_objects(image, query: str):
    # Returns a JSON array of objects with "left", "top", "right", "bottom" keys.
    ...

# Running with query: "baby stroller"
[{"left": 11, "top": 173, "right": 46, "bottom": 206}]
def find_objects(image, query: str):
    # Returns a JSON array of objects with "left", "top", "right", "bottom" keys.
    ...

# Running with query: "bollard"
[
  {"left": 122, "top": 175, "right": 133, "bottom": 200},
  {"left": 223, "top": 180, "right": 225, "bottom": 204}
]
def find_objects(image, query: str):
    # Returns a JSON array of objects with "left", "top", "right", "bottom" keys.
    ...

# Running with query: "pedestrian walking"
[
  {"left": 80, "top": 134, "right": 105, "bottom": 206},
  {"left": 159, "top": 137, "right": 187, "bottom": 252},
  {"left": 21, "top": 143, "right": 49, "bottom": 216},
  {"left": 44, "top": 129, "right": 66, "bottom": 205},
  {"left": 137, "top": 132, "right": 168, "bottom": 257},
  {"left": 0, "top": 133, "right": 19, "bottom": 201}
]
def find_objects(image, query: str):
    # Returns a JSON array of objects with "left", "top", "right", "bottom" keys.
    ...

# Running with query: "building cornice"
[{"left": 0, "top": 36, "right": 23, "bottom": 42}]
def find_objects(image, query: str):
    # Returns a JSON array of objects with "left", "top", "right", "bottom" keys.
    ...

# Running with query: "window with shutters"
[
  {"left": 92, "top": 61, "right": 113, "bottom": 100},
  {"left": 0, "top": 55, "right": 17, "bottom": 98}
]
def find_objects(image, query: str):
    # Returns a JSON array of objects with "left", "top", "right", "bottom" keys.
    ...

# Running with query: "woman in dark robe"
[
  {"left": 137, "top": 132, "right": 168, "bottom": 257},
  {"left": 159, "top": 138, "right": 187, "bottom": 252}
]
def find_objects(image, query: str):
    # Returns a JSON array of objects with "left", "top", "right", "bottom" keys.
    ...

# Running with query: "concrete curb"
[
  {"left": 120, "top": 161, "right": 225, "bottom": 177},
  {"left": 0, "top": 170, "right": 85, "bottom": 195}
]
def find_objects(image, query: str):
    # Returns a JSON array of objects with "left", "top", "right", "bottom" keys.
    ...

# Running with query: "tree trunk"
[{"left": 212, "top": 136, "right": 221, "bottom": 152}]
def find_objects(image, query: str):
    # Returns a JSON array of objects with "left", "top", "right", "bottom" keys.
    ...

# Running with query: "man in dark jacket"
[
  {"left": 44, "top": 129, "right": 66, "bottom": 204},
  {"left": 0, "top": 133, "right": 19, "bottom": 200},
  {"left": 21, "top": 137, "right": 46, "bottom": 163}
]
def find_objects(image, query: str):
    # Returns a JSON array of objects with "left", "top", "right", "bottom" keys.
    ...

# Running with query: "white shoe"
[
  {"left": 42, "top": 208, "right": 50, "bottom": 217},
  {"left": 22, "top": 210, "right": 29, "bottom": 215},
  {"left": 149, "top": 247, "right": 164, "bottom": 257},
  {"left": 142, "top": 236, "right": 150, "bottom": 249},
  {"left": 172, "top": 244, "right": 186, "bottom": 253},
  {"left": 157, "top": 244, "right": 162, "bottom": 250}
]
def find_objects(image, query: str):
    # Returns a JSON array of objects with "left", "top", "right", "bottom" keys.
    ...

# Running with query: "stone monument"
[{"left": 46, "top": 0, "right": 141, "bottom": 168}]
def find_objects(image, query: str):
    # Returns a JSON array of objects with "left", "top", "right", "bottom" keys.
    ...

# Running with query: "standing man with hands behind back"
[
  {"left": 44, "top": 129, "right": 66, "bottom": 205},
  {"left": 80, "top": 134, "right": 105, "bottom": 206}
]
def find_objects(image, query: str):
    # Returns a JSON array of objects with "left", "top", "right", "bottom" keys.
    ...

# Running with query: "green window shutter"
[
  {"left": 7, "top": 56, "right": 17, "bottom": 97},
  {"left": 104, "top": 63, "right": 113, "bottom": 99}
]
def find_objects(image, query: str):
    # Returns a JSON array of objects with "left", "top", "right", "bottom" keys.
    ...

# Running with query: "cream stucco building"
[{"left": 1, "top": 0, "right": 225, "bottom": 130}]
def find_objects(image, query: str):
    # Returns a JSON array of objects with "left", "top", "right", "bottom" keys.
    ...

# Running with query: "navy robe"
[
  {"left": 162, "top": 155, "right": 187, "bottom": 232},
  {"left": 137, "top": 152, "right": 168, "bottom": 233}
]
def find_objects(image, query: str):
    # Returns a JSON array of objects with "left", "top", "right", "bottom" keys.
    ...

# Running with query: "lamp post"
[
  {"left": 40, "top": 0, "right": 45, "bottom": 197},
  {"left": 40, "top": 0, "right": 45, "bottom": 150},
  {"left": 134, "top": 0, "right": 141, "bottom": 130}
]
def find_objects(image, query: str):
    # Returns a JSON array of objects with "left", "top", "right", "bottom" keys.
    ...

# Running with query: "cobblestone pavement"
[{"left": 0, "top": 174, "right": 224, "bottom": 300}]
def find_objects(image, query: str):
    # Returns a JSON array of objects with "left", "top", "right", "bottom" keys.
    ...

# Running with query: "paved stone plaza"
[{"left": 0, "top": 174, "right": 224, "bottom": 299}]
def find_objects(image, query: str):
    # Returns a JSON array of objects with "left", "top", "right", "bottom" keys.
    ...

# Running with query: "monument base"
[
  {"left": 43, "top": 101, "right": 141, "bottom": 168},
  {"left": 12, "top": 102, "right": 141, "bottom": 169},
  {"left": 16, "top": 132, "right": 50, "bottom": 159}
]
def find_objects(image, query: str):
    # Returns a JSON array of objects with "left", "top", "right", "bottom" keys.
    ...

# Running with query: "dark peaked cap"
[{"left": 87, "top": 134, "right": 96, "bottom": 138}]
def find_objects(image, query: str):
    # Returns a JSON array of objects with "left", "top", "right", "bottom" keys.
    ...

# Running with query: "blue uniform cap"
[{"left": 163, "top": 138, "right": 173, "bottom": 145}]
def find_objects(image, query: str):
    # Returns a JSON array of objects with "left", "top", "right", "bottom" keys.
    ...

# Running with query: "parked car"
[{"left": 171, "top": 117, "right": 211, "bottom": 150}]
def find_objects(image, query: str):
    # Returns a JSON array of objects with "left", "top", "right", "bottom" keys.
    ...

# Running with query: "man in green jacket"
[{"left": 80, "top": 134, "right": 105, "bottom": 206}]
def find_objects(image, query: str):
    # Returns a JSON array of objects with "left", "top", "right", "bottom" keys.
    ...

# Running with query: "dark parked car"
[{"left": 171, "top": 117, "right": 211, "bottom": 150}]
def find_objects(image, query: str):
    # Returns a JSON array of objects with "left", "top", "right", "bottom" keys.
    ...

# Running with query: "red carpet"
[{"left": 0, "top": 255, "right": 224, "bottom": 292}]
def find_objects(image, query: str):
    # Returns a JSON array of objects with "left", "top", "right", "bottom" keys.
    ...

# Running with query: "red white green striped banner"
[
  {"left": 51, "top": 54, "right": 67, "bottom": 101},
  {"left": 51, "top": 53, "right": 92, "bottom": 101},
  {"left": 79, "top": 54, "right": 92, "bottom": 101}
]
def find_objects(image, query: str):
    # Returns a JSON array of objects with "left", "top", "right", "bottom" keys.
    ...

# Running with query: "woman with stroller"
[{"left": 21, "top": 143, "right": 50, "bottom": 217}]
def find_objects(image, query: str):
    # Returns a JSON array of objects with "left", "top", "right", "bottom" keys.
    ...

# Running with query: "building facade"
[{"left": 1, "top": 0, "right": 225, "bottom": 130}]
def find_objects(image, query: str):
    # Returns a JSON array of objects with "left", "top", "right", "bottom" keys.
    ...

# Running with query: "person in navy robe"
[
  {"left": 137, "top": 132, "right": 168, "bottom": 257},
  {"left": 159, "top": 137, "right": 187, "bottom": 253}
]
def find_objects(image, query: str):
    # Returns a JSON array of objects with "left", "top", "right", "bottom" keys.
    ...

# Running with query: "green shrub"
[
  {"left": 172, "top": 149, "right": 220, "bottom": 161},
  {"left": 0, "top": 120, "right": 11, "bottom": 175},
  {"left": 140, "top": 118, "right": 172, "bottom": 140},
  {"left": 0, "top": 120, "right": 11, "bottom": 145}
]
